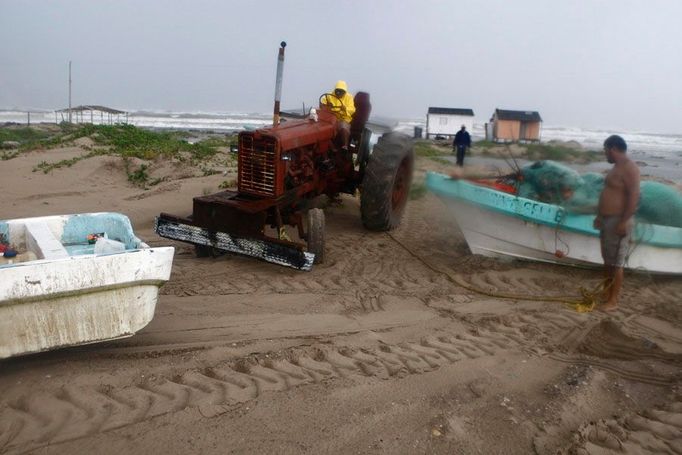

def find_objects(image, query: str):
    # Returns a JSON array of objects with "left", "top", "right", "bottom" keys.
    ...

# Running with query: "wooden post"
[{"left": 27, "top": 112, "right": 30, "bottom": 126}]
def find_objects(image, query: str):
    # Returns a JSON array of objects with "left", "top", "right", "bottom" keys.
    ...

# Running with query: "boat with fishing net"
[
  {"left": 426, "top": 161, "right": 682, "bottom": 275},
  {"left": 0, "top": 212, "right": 174, "bottom": 359}
]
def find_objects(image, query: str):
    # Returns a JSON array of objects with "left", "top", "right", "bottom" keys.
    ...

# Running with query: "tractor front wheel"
[
  {"left": 306, "top": 208, "right": 325, "bottom": 264},
  {"left": 360, "top": 132, "right": 414, "bottom": 231}
]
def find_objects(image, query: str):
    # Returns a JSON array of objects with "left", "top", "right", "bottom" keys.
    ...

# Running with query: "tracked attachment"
[{"left": 155, "top": 216, "right": 315, "bottom": 271}]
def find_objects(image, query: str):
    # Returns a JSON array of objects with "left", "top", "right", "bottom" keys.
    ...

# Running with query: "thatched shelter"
[{"left": 55, "top": 105, "right": 128, "bottom": 124}]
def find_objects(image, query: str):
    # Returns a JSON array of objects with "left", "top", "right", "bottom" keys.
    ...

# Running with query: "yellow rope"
[
  {"left": 387, "top": 232, "right": 609, "bottom": 313},
  {"left": 278, "top": 227, "right": 292, "bottom": 242},
  {"left": 448, "top": 273, "right": 609, "bottom": 313}
]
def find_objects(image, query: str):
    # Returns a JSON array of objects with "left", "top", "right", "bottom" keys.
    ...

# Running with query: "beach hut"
[
  {"left": 55, "top": 105, "right": 128, "bottom": 125},
  {"left": 489, "top": 108, "right": 542, "bottom": 143},
  {"left": 425, "top": 107, "right": 474, "bottom": 139}
]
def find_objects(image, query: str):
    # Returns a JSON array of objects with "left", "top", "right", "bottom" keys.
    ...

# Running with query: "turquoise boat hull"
[{"left": 426, "top": 172, "right": 682, "bottom": 274}]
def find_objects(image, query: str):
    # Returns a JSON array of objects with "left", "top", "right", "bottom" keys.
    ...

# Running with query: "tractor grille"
[{"left": 239, "top": 134, "right": 278, "bottom": 197}]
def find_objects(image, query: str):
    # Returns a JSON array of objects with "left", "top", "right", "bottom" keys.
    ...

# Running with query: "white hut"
[{"left": 425, "top": 107, "right": 474, "bottom": 139}]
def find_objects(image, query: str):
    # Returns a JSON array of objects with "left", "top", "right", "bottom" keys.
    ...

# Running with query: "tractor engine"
[{"left": 237, "top": 108, "right": 352, "bottom": 199}]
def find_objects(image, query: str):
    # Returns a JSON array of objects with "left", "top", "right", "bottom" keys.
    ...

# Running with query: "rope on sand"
[{"left": 386, "top": 232, "right": 609, "bottom": 313}]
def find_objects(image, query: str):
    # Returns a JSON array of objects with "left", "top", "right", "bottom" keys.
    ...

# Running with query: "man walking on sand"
[
  {"left": 594, "top": 135, "right": 640, "bottom": 312},
  {"left": 453, "top": 125, "right": 471, "bottom": 166}
]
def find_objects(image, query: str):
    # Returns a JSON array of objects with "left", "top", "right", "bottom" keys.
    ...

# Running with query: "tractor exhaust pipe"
[{"left": 273, "top": 41, "right": 286, "bottom": 126}]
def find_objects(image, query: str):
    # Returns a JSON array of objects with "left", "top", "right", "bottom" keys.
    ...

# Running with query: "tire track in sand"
[
  {"left": 2, "top": 289, "right": 679, "bottom": 452},
  {"left": 160, "top": 233, "right": 453, "bottom": 300},
  {"left": 566, "top": 396, "right": 682, "bottom": 454},
  {"left": 463, "top": 312, "right": 681, "bottom": 388},
  {"left": 0, "top": 329, "right": 519, "bottom": 453}
]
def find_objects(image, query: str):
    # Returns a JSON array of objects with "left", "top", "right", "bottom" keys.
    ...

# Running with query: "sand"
[{"left": 0, "top": 140, "right": 681, "bottom": 454}]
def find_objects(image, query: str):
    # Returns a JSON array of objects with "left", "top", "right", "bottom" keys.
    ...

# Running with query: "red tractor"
[{"left": 155, "top": 43, "right": 414, "bottom": 270}]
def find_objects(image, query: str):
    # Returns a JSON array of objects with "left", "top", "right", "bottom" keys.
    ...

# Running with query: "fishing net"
[
  {"left": 517, "top": 160, "right": 581, "bottom": 203},
  {"left": 638, "top": 181, "right": 682, "bottom": 228},
  {"left": 518, "top": 160, "right": 682, "bottom": 228}
]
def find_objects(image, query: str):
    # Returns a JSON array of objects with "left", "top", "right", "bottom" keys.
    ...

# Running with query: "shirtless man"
[{"left": 594, "top": 135, "right": 640, "bottom": 311}]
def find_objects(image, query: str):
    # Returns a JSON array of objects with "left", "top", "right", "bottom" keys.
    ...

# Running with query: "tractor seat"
[{"left": 350, "top": 91, "right": 371, "bottom": 143}]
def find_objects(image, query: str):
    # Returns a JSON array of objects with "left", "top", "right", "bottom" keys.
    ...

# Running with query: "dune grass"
[
  {"left": 414, "top": 140, "right": 451, "bottom": 165},
  {"left": 473, "top": 140, "right": 496, "bottom": 149},
  {"left": 525, "top": 143, "right": 601, "bottom": 163},
  {"left": 414, "top": 140, "right": 448, "bottom": 157},
  {"left": 10, "top": 124, "right": 236, "bottom": 189},
  {"left": 0, "top": 127, "right": 51, "bottom": 144},
  {"left": 1, "top": 123, "right": 228, "bottom": 162},
  {"left": 0, "top": 127, "right": 55, "bottom": 159},
  {"left": 473, "top": 141, "right": 600, "bottom": 163},
  {"left": 68, "top": 124, "right": 219, "bottom": 161},
  {"left": 34, "top": 150, "right": 108, "bottom": 174}
]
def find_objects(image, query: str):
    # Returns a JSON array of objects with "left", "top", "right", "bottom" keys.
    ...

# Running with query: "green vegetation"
[
  {"left": 525, "top": 143, "right": 600, "bottom": 163},
  {"left": 219, "top": 178, "right": 238, "bottom": 189},
  {"left": 126, "top": 163, "right": 150, "bottom": 186},
  {"left": 0, "top": 127, "right": 51, "bottom": 144},
  {"left": 471, "top": 140, "right": 601, "bottom": 163},
  {"left": 1, "top": 150, "right": 20, "bottom": 160},
  {"left": 430, "top": 156, "right": 450, "bottom": 165},
  {"left": 0, "top": 127, "right": 64, "bottom": 156},
  {"left": 199, "top": 135, "right": 237, "bottom": 148},
  {"left": 414, "top": 141, "right": 447, "bottom": 157},
  {"left": 473, "top": 140, "right": 496, "bottom": 149},
  {"left": 2, "top": 124, "right": 227, "bottom": 163},
  {"left": 409, "top": 181, "right": 428, "bottom": 200},
  {"left": 70, "top": 124, "right": 218, "bottom": 161},
  {"left": 33, "top": 150, "right": 107, "bottom": 173},
  {"left": 4, "top": 124, "right": 239, "bottom": 190},
  {"left": 414, "top": 140, "right": 452, "bottom": 165}
]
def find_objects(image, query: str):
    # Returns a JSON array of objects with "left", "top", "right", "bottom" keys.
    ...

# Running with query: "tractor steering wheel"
[{"left": 319, "top": 93, "right": 346, "bottom": 114}]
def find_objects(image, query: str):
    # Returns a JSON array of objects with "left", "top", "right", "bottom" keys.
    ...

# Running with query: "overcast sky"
[{"left": 2, "top": 0, "right": 681, "bottom": 132}]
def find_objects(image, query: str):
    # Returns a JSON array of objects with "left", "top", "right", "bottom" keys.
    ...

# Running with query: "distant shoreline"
[{"left": 2, "top": 111, "right": 681, "bottom": 163}]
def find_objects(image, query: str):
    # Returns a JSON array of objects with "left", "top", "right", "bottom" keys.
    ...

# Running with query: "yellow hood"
[{"left": 335, "top": 80, "right": 348, "bottom": 92}]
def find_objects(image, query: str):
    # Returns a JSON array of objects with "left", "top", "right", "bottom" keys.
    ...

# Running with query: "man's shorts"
[
  {"left": 599, "top": 216, "right": 632, "bottom": 267},
  {"left": 337, "top": 120, "right": 350, "bottom": 133}
]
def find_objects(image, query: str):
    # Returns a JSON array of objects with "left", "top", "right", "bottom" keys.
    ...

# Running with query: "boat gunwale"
[
  {"left": 425, "top": 172, "right": 682, "bottom": 249},
  {"left": 0, "top": 246, "right": 174, "bottom": 302},
  {"left": 0, "top": 246, "right": 173, "bottom": 270}
]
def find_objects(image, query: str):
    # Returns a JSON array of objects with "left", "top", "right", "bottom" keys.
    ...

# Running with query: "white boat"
[
  {"left": 426, "top": 172, "right": 682, "bottom": 275},
  {"left": 0, "top": 213, "right": 174, "bottom": 359}
]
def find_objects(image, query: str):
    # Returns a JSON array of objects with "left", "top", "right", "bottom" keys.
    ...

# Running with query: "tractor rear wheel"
[
  {"left": 360, "top": 132, "right": 414, "bottom": 231},
  {"left": 306, "top": 208, "right": 325, "bottom": 264},
  {"left": 356, "top": 127, "right": 372, "bottom": 176}
]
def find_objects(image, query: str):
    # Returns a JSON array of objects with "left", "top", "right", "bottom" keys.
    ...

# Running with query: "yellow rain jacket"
[{"left": 322, "top": 80, "right": 356, "bottom": 123}]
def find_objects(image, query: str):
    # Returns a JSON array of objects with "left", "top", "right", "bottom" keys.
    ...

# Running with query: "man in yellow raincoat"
[{"left": 321, "top": 80, "right": 356, "bottom": 150}]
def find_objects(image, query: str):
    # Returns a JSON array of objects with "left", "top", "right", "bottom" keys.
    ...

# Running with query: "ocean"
[{"left": 2, "top": 109, "right": 681, "bottom": 162}]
